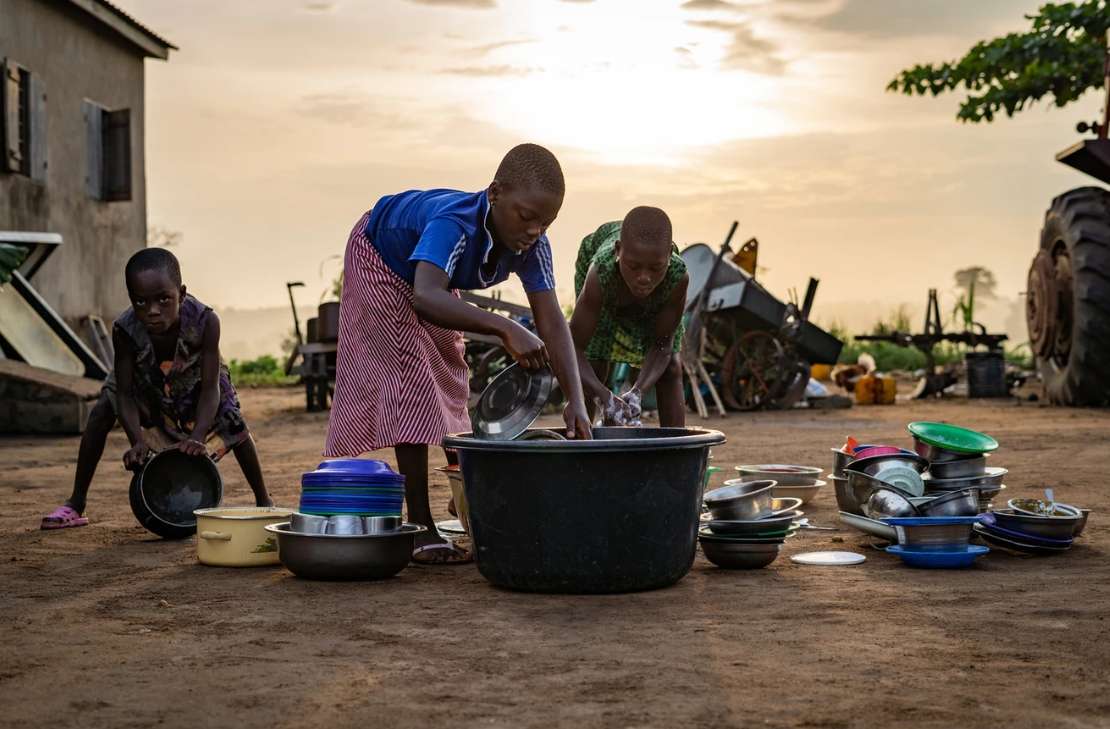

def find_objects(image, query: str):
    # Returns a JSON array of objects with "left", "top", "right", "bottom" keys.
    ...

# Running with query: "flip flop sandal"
[
  {"left": 41, "top": 505, "right": 90, "bottom": 530},
  {"left": 411, "top": 542, "right": 473, "bottom": 566}
]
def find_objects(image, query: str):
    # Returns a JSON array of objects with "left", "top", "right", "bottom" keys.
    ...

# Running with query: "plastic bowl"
[{"left": 886, "top": 544, "right": 988, "bottom": 568}]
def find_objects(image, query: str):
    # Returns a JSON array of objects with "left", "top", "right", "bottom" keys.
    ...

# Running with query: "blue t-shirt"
[{"left": 364, "top": 188, "right": 556, "bottom": 293}]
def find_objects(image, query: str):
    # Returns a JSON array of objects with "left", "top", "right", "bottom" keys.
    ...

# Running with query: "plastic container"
[
  {"left": 300, "top": 459, "right": 405, "bottom": 516},
  {"left": 965, "top": 351, "right": 1007, "bottom": 398},
  {"left": 855, "top": 374, "right": 896, "bottom": 405},
  {"left": 443, "top": 426, "right": 725, "bottom": 594},
  {"left": 886, "top": 544, "right": 988, "bottom": 568},
  {"left": 129, "top": 449, "right": 223, "bottom": 540}
]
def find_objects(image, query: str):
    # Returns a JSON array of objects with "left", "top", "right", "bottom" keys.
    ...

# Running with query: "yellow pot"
[{"left": 193, "top": 506, "right": 294, "bottom": 567}]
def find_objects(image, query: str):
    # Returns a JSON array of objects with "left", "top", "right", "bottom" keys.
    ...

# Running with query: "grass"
[{"left": 227, "top": 354, "right": 298, "bottom": 388}]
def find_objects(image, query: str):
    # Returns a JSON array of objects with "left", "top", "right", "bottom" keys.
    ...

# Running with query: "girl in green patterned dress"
[{"left": 570, "top": 206, "right": 689, "bottom": 427}]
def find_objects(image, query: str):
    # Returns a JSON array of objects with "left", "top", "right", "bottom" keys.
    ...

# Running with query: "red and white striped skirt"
[{"left": 324, "top": 212, "right": 471, "bottom": 455}]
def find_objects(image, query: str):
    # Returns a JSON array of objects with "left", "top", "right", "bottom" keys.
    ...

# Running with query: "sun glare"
[{"left": 468, "top": 1, "right": 795, "bottom": 164}]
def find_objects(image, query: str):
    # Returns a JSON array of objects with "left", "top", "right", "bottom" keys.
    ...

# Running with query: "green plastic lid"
[{"left": 907, "top": 421, "right": 998, "bottom": 455}]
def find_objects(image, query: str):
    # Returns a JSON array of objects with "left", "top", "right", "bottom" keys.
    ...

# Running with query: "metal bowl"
[
  {"left": 845, "top": 469, "right": 915, "bottom": 510},
  {"left": 699, "top": 539, "right": 781, "bottom": 569},
  {"left": 912, "top": 437, "right": 973, "bottom": 463},
  {"left": 928, "top": 456, "right": 988, "bottom": 480},
  {"left": 705, "top": 479, "right": 776, "bottom": 521},
  {"left": 831, "top": 448, "right": 853, "bottom": 478},
  {"left": 706, "top": 511, "right": 797, "bottom": 536},
  {"left": 770, "top": 479, "right": 826, "bottom": 506},
  {"left": 471, "top": 365, "right": 554, "bottom": 440},
  {"left": 923, "top": 467, "right": 1008, "bottom": 490},
  {"left": 887, "top": 519, "right": 976, "bottom": 551},
  {"left": 736, "top": 464, "right": 822, "bottom": 486},
  {"left": 865, "top": 487, "right": 919, "bottom": 519},
  {"left": 1075, "top": 509, "right": 1091, "bottom": 537},
  {"left": 265, "top": 522, "right": 426, "bottom": 580},
  {"left": 915, "top": 488, "right": 979, "bottom": 517},
  {"left": 986, "top": 509, "right": 1082, "bottom": 541},
  {"left": 831, "top": 474, "right": 863, "bottom": 515},
  {"left": 1007, "top": 498, "right": 1082, "bottom": 518}
]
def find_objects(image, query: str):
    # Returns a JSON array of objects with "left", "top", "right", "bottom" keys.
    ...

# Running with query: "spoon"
[
  {"left": 796, "top": 518, "right": 837, "bottom": 531},
  {"left": 1044, "top": 488, "right": 1056, "bottom": 516}
]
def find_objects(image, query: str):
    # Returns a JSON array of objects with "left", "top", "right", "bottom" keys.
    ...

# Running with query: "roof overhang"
[{"left": 61, "top": 0, "right": 176, "bottom": 60}]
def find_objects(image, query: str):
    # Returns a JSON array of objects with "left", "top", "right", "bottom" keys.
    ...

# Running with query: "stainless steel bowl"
[
  {"left": 923, "top": 467, "right": 1008, "bottom": 490},
  {"left": 1007, "top": 498, "right": 1082, "bottom": 518},
  {"left": 265, "top": 522, "right": 426, "bottom": 580},
  {"left": 928, "top": 456, "right": 988, "bottom": 480},
  {"left": 326, "top": 515, "right": 365, "bottom": 535},
  {"left": 865, "top": 487, "right": 919, "bottom": 519},
  {"left": 736, "top": 464, "right": 822, "bottom": 486},
  {"left": 912, "top": 437, "right": 973, "bottom": 463},
  {"left": 851, "top": 453, "right": 930, "bottom": 477},
  {"left": 699, "top": 539, "right": 781, "bottom": 569},
  {"left": 1075, "top": 509, "right": 1091, "bottom": 537},
  {"left": 770, "top": 480, "right": 826, "bottom": 506},
  {"left": 915, "top": 488, "right": 979, "bottom": 517},
  {"left": 893, "top": 521, "right": 974, "bottom": 551},
  {"left": 831, "top": 474, "right": 863, "bottom": 515},
  {"left": 988, "top": 509, "right": 1082, "bottom": 540},
  {"left": 845, "top": 469, "right": 914, "bottom": 510},
  {"left": 705, "top": 479, "right": 776, "bottom": 521},
  {"left": 290, "top": 512, "right": 328, "bottom": 534},
  {"left": 363, "top": 516, "right": 402, "bottom": 533},
  {"left": 831, "top": 448, "right": 853, "bottom": 478}
]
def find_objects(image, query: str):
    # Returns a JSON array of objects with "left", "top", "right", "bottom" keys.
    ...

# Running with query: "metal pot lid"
[{"left": 471, "top": 364, "right": 554, "bottom": 440}]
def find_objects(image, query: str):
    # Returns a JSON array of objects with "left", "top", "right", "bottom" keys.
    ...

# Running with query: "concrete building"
[{"left": 1, "top": 0, "right": 173, "bottom": 330}]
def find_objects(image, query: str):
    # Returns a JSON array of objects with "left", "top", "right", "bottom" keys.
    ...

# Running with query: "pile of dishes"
[
  {"left": 299, "top": 459, "right": 405, "bottom": 517},
  {"left": 911, "top": 421, "right": 1006, "bottom": 513},
  {"left": 699, "top": 479, "right": 803, "bottom": 569},
  {"left": 882, "top": 516, "right": 989, "bottom": 568},
  {"left": 975, "top": 495, "right": 1090, "bottom": 554},
  {"left": 734, "top": 464, "right": 825, "bottom": 505}
]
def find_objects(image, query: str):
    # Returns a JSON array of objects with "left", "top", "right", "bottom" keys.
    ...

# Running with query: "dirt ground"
[{"left": 2, "top": 387, "right": 1109, "bottom": 729}]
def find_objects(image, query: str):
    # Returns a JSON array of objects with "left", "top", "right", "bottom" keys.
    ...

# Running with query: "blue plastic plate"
[
  {"left": 886, "top": 544, "right": 988, "bottom": 568},
  {"left": 881, "top": 516, "right": 983, "bottom": 526}
]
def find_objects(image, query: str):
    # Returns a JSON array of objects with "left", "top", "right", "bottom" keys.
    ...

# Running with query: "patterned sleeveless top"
[
  {"left": 113, "top": 294, "right": 246, "bottom": 444},
  {"left": 573, "top": 221, "right": 687, "bottom": 364}
]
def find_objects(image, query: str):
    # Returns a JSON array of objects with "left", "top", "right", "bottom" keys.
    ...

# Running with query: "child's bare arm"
[
  {"left": 113, "top": 329, "right": 148, "bottom": 467},
  {"left": 182, "top": 312, "right": 222, "bottom": 456},
  {"left": 631, "top": 273, "right": 689, "bottom": 395},
  {"left": 568, "top": 266, "right": 612, "bottom": 402},
  {"left": 528, "top": 288, "right": 590, "bottom": 440}
]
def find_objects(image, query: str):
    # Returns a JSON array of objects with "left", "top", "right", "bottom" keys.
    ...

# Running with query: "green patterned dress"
[{"left": 573, "top": 221, "right": 687, "bottom": 366}]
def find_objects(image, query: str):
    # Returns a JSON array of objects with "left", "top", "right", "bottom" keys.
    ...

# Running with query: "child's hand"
[
  {"left": 123, "top": 441, "right": 152, "bottom": 470},
  {"left": 501, "top": 323, "right": 548, "bottom": 371},
  {"left": 562, "top": 400, "right": 593, "bottom": 440},
  {"left": 178, "top": 438, "right": 208, "bottom": 458}
]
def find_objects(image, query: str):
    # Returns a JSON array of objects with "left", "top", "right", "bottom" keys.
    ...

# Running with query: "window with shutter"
[
  {"left": 1, "top": 59, "right": 45, "bottom": 182},
  {"left": 84, "top": 102, "right": 131, "bottom": 201},
  {"left": 102, "top": 108, "right": 130, "bottom": 201}
]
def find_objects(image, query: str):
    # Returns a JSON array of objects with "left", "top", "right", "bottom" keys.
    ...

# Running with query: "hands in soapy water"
[{"left": 598, "top": 388, "right": 642, "bottom": 427}]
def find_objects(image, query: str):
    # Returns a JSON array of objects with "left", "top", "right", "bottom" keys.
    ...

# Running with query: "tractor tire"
[{"left": 1027, "top": 187, "right": 1110, "bottom": 406}]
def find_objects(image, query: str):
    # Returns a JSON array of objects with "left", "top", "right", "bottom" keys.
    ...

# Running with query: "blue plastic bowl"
[
  {"left": 881, "top": 516, "right": 983, "bottom": 526},
  {"left": 886, "top": 544, "right": 988, "bottom": 568}
]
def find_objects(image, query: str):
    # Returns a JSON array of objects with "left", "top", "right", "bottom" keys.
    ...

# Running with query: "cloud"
[
  {"left": 302, "top": 1, "right": 337, "bottom": 11},
  {"left": 404, "top": 0, "right": 496, "bottom": 8},
  {"left": 466, "top": 37, "right": 535, "bottom": 56},
  {"left": 795, "top": 0, "right": 1026, "bottom": 38},
  {"left": 681, "top": 0, "right": 745, "bottom": 11},
  {"left": 687, "top": 19, "right": 785, "bottom": 74},
  {"left": 440, "top": 64, "right": 539, "bottom": 77}
]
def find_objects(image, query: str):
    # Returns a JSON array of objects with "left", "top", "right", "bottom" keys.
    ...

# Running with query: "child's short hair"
[
  {"left": 495, "top": 143, "right": 565, "bottom": 196},
  {"left": 622, "top": 206, "right": 672, "bottom": 249},
  {"left": 125, "top": 247, "right": 182, "bottom": 288}
]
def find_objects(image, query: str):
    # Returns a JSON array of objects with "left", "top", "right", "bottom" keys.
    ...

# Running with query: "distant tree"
[
  {"left": 954, "top": 267, "right": 997, "bottom": 299},
  {"left": 888, "top": 1, "right": 1110, "bottom": 123}
]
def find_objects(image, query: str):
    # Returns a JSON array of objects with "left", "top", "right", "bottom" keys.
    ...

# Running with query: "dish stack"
[
  {"left": 975, "top": 497, "right": 1089, "bottom": 554},
  {"left": 299, "top": 459, "right": 405, "bottom": 517},
  {"left": 699, "top": 479, "right": 803, "bottom": 569},
  {"left": 911, "top": 421, "right": 1006, "bottom": 513},
  {"left": 734, "top": 464, "right": 826, "bottom": 505},
  {"left": 881, "top": 516, "right": 989, "bottom": 568}
]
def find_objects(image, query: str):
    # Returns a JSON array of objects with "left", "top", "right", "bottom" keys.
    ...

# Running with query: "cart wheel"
[{"left": 719, "top": 331, "right": 791, "bottom": 411}]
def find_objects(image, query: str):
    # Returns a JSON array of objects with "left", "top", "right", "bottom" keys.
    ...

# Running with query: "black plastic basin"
[
  {"left": 442, "top": 427, "right": 725, "bottom": 594},
  {"left": 128, "top": 449, "right": 223, "bottom": 539}
]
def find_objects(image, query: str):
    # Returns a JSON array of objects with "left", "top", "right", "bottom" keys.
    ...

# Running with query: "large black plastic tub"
[{"left": 443, "top": 427, "right": 725, "bottom": 594}]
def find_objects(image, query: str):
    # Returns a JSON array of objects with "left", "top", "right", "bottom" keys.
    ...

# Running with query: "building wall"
[{"left": 0, "top": 0, "right": 147, "bottom": 327}]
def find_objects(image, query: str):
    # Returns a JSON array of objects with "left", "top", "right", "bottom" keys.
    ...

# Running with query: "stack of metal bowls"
[
  {"left": 975, "top": 498, "right": 1087, "bottom": 554},
  {"left": 910, "top": 421, "right": 1005, "bottom": 512},
  {"left": 734, "top": 464, "right": 825, "bottom": 505},
  {"left": 881, "top": 516, "right": 989, "bottom": 568},
  {"left": 699, "top": 480, "right": 803, "bottom": 569},
  {"left": 836, "top": 447, "right": 928, "bottom": 516}
]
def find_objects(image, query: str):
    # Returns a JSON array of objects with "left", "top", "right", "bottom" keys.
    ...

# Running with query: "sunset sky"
[{"left": 124, "top": 0, "right": 1105, "bottom": 342}]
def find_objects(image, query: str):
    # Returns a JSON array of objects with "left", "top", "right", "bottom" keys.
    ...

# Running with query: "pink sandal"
[{"left": 41, "top": 505, "right": 89, "bottom": 530}]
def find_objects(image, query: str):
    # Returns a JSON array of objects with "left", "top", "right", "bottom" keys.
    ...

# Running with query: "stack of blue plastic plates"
[{"left": 299, "top": 459, "right": 405, "bottom": 516}]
